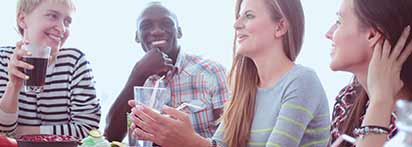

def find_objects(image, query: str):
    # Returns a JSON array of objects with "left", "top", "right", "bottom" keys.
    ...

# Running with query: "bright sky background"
[{"left": 0, "top": 0, "right": 351, "bottom": 130}]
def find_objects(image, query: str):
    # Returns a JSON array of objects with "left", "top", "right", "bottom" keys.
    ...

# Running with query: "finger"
[
  {"left": 398, "top": 40, "right": 412, "bottom": 64},
  {"left": 141, "top": 105, "right": 172, "bottom": 125},
  {"left": 164, "top": 57, "right": 173, "bottom": 63},
  {"left": 132, "top": 106, "right": 155, "bottom": 124},
  {"left": 391, "top": 26, "right": 411, "bottom": 60},
  {"left": 160, "top": 52, "right": 169, "bottom": 59},
  {"left": 15, "top": 47, "right": 32, "bottom": 58},
  {"left": 398, "top": 26, "right": 412, "bottom": 63},
  {"left": 15, "top": 41, "right": 25, "bottom": 51},
  {"left": 161, "top": 63, "right": 175, "bottom": 73},
  {"left": 15, "top": 60, "right": 33, "bottom": 70},
  {"left": 132, "top": 127, "right": 154, "bottom": 141},
  {"left": 162, "top": 105, "right": 189, "bottom": 121},
  {"left": 372, "top": 39, "right": 384, "bottom": 60},
  {"left": 9, "top": 67, "right": 29, "bottom": 80},
  {"left": 382, "top": 39, "right": 391, "bottom": 58},
  {"left": 370, "top": 33, "right": 382, "bottom": 48},
  {"left": 130, "top": 108, "right": 157, "bottom": 133},
  {"left": 128, "top": 100, "right": 137, "bottom": 107}
]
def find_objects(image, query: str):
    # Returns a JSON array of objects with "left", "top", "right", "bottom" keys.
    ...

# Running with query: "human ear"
[{"left": 274, "top": 18, "right": 289, "bottom": 38}]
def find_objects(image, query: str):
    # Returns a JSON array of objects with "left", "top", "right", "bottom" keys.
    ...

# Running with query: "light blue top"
[{"left": 213, "top": 65, "right": 330, "bottom": 147}]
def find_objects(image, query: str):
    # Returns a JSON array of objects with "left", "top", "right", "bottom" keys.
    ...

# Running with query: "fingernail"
[
  {"left": 25, "top": 76, "right": 29, "bottom": 80},
  {"left": 27, "top": 51, "right": 32, "bottom": 55}
]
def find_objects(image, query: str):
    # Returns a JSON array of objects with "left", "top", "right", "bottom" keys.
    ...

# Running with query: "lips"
[
  {"left": 330, "top": 47, "right": 336, "bottom": 56},
  {"left": 237, "top": 34, "right": 248, "bottom": 42},
  {"left": 149, "top": 39, "right": 168, "bottom": 50},
  {"left": 46, "top": 33, "right": 63, "bottom": 43}
]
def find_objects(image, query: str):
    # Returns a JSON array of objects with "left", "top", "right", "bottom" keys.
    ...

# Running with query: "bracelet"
[{"left": 353, "top": 125, "right": 390, "bottom": 138}]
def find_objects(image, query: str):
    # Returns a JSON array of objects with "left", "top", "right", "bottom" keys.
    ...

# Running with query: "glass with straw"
[{"left": 132, "top": 76, "right": 170, "bottom": 147}]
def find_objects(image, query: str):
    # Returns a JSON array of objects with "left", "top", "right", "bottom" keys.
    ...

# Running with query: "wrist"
[
  {"left": 363, "top": 103, "right": 393, "bottom": 127},
  {"left": 369, "top": 93, "right": 395, "bottom": 106},
  {"left": 6, "top": 82, "right": 21, "bottom": 93},
  {"left": 189, "top": 133, "right": 210, "bottom": 147},
  {"left": 368, "top": 99, "right": 394, "bottom": 111}
]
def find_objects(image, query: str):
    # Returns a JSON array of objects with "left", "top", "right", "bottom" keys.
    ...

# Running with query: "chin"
[{"left": 329, "top": 61, "right": 342, "bottom": 72}]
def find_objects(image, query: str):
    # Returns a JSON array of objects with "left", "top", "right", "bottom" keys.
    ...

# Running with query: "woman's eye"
[
  {"left": 46, "top": 13, "right": 58, "bottom": 20},
  {"left": 246, "top": 13, "right": 255, "bottom": 19},
  {"left": 336, "top": 20, "right": 341, "bottom": 25}
]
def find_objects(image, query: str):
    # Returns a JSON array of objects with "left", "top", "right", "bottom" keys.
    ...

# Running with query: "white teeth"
[
  {"left": 47, "top": 34, "right": 63, "bottom": 42},
  {"left": 152, "top": 40, "right": 167, "bottom": 45}
]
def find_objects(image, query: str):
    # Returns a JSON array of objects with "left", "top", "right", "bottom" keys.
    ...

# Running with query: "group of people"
[{"left": 0, "top": 0, "right": 411, "bottom": 147}]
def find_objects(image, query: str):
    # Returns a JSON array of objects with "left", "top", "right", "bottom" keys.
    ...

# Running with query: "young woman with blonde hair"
[
  {"left": 0, "top": 0, "right": 100, "bottom": 139},
  {"left": 129, "top": 0, "right": 330, "bottom": 146}
]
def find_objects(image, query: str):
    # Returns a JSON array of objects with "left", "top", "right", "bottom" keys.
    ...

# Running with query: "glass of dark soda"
[{"left": 22, "top": 44, "right": 50, "bottom": 93}]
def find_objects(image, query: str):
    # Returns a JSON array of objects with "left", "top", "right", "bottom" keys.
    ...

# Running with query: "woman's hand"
[
  {"left": 367, "top": 26, "right": 412, "bottom": 105},
  {"left": 128, "top": 100, "right": 205, "bottom": 147},
  {"left": 7, "top": 41, "right": 33, "bottom": 89}
]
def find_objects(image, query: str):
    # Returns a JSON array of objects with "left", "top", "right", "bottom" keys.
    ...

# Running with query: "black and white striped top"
[{"left": 0, "top": 46, "right": 101, "bottom": 139}]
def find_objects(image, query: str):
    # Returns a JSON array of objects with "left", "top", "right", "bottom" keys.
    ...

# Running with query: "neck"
[{"left": 252, "top": 45, "right": 294, "bottom": 88}]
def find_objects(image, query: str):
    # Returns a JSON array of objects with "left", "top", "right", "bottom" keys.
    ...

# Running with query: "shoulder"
[
  {"left": 334, "top": 81, "right": 359, "bottom": 103},
  {"left": 280, "top": 65, "right": 326, "bottom": 100},
  {"left": 286, "top": 65, "right": 321, "bottom": 85},
  {"left": 184, "top": 53, "right": 226, "bottom": 76}
]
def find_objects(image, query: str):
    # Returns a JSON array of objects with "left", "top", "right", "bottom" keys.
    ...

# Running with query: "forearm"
[
  {"left": 357, "top": 99, "right": 393, "bottom": 147},
  {"left": 0, "top": 82, "right": 21, "bottom": 113},
  {"left": 104, "top": 64, "right": 149, "bottom": 141}
]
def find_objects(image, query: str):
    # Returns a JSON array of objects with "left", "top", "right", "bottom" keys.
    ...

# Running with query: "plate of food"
[{"left": 17, "top": 134, "right": 80, "bottom": 147}]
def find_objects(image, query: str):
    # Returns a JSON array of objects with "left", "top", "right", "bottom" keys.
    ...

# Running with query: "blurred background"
[{"left": 0, "top": 0, "right": 351, "bottom": 130}]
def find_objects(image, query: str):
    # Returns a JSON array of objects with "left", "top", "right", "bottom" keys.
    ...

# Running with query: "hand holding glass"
[
  {"left": 129, "top": 86, "right": 170, "bottom": 147},
  {"left": 22, "top": 44, "right": 50, "bottom": 93}
]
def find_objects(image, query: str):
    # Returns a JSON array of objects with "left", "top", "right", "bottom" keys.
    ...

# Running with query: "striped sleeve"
[
  {"left": 0, "top": 47, "right": 18, "bottom": 136},
  {"left": 266, "top": 69, "right": 329, "bottom": 147},
  {"left": 40, "top": 50, "right": 101, "bottom": 139}
]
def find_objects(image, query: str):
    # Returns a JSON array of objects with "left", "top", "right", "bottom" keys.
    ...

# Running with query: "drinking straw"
[{"left": 149, "top": 75, "right": 165, "bottom": 108}]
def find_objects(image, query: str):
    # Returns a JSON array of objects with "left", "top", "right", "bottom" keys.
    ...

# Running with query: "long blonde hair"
[{"left": 222, "top": 0, "right": 304, "bottom": 146}]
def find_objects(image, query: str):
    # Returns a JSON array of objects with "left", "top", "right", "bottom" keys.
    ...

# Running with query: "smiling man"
[{"left": 104, "top": 2, "right": 229, "bottom": 143}]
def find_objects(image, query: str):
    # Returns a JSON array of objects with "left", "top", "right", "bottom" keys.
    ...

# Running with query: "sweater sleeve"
[{"left": 0, "top": 47, "right": 18, "bottom": 136}]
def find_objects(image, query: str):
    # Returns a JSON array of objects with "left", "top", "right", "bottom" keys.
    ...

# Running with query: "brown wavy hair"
[
  {"left": 221, "top": 0, "right": 304, "bottom": 146},
  {"left": 340, "top": 0, "right": 412, "bottom": 146}
]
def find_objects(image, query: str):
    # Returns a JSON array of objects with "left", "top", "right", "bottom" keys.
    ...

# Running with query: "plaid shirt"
[
  {"left": 143, "top": 50, "right": 229, "bottom": 138},
  {"left": 329, "top": 79, "right": 397, "bottom": 147}
]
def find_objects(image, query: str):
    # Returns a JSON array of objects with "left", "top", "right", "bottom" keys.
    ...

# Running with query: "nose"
[
  {"left": 325, "top": 23, "right": 337, "bottom": 40},
  {"left": 150, "top": 24, "right": 166, "bottom": 37},
  {"left": 233, "top": 17, "right": 244, "bottom": 30},
  {"left": 54, "top": 20, "right": 66, "bottom": 35}
]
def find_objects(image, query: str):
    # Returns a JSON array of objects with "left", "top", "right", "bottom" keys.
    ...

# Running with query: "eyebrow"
[
  {"left": 46, "top": 9, "right": 60, "bottom": 14},
  {"left": 46, "top": 9, "right": 72, "bottom": 20},
  {"left": 244, "top": 10, "right": 254, "bottom": 14}
]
